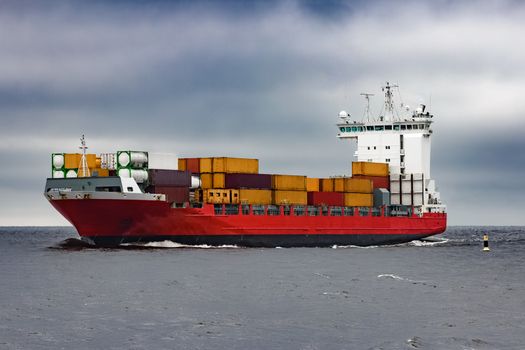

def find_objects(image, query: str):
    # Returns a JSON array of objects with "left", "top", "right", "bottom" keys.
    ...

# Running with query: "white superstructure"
[{"left": 337, "top": 82, "right": 445, "bottom": 213}]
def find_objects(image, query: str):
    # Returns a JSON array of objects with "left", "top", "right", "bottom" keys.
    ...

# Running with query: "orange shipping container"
[
  {"left": 200, "top": 173, "right": 213, "bottom": 189},
  {"left": 272, "top": 175, "right": 306, "bottom": 191},
  {"left": 213, "top": 173, "right": 225, "bottom": 188},
  {"left": 320, "top": 178, "right": 334, "bottom": 192},
  {"left": 178, "top": 159, "right": 187, "bottom": 171},
  {"left": 306, "top": 178, "right": 320, "bottom": 192},
  {"left": 205, "top": 189, "right": 239, "bottom": 204},
  {"left": 272, "top": 190, "right": 307, "bottom": 205},
  {"left": 92, "top": 168, "right": 109, "bottom": 177},
  {"left": 64, "top": 153, "right": 97, "bottom": 169},
  {"left": 334, "top": 178, "right": 345, "bottom": 192},
  {"left": 344, "top": 193, "right": 373, "bottom": 207},
  {"left": 344, "top": 178, "right": 373, "bottom": 193},
  {"left": 212, "top": 157, "right": 259, "bottom": 174},
  {"left": 352, "top": 162, "right": 389, "bottom": 177},
  {"left": 199, "top": 157, "right": 213, "bottom": 173},
  {"left": 239, "top": 189, "right": 272, "bottom": 205}
]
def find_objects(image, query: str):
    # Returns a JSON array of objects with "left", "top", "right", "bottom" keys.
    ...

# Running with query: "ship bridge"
[{"left": 336, "top": 82, "right": 444, "bottom": 212}]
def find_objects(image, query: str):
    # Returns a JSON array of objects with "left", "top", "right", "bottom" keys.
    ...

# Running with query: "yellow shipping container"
[
  {"left": 204, "top": 189, "right": 239, "bottom": 204},
  {"left": 200, "top": 157, "right": 213, "bottom": 173},
  {"left": 272, "top": 175, "right": 306, "bottom": 191},
  {"left": 334, "top": 178, "right": 345, "bottom": 192},
  {"left": 344, "top": 178, "right": 373, "bottom": 193},
  {"left": 239, "top": 189, "right": 272, "bottom": 205},
  {"left": 306, "top": 178, "right": 320, "bottom": 192},
  {"left": 272, "top": 190, "right": 307, "bottom": 205},
  {"left": 96, "top": 157, "right": 101, "bottom": 168},
  {"left": 178, "top": 159, "right": 187, "bottom": 171},
  {"left": 344, "top": 193, "right": 373, "bottom": 207},
  {"left": 64, "top": 153, "right": 97, "bottom": 169},
  {"left": 320, "top": 178, "right": 334, "bottom": 192},
  {"left": 200, "top": 174, "right": 213, "bottom": 189},
  {"left": 213, "top": 173, "right": 225, "bottom": 189},
  {"left": 352, "top": 162, "right": 389, "bottom": 177},
  {"left": 212, "top": 157, "right": 259, "bottom": 174}
]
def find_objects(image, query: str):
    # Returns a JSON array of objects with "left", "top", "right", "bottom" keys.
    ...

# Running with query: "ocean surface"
[{"left": 0, "top": 227, "right": 524, "bottom": 350}]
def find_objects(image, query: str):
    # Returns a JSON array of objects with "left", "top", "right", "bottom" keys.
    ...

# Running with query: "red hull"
[{"left": 50, "top": 199, "right": 447, "bottom": 247}]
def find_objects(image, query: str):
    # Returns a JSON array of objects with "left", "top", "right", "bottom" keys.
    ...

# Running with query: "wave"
[
  {"left": 377, "top": 274, "right": 427, "bottom": 284},
  {"left": 124, "top": 240, "right": 240, "bottom": 249}
]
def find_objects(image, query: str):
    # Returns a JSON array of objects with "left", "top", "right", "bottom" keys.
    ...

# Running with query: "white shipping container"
[
  {"left": 100, "top": 153, "right": 116, "bottom": 170},
  {"left": 148, "top": 153, "right": 178, "bottom": 170},
  {"left": 401, "top": 180, "right": 423, "bottom": 193},
  {"left": 390, "top": 181, "right": 400, "bottom": 194},
  {"left": 391, "top": 193, "right": 400, "bottom": 205}
]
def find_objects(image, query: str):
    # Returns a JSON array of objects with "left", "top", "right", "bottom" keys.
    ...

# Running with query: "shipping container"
[
  {"left": 334, "top": 178, "right": 345, "bottom": 192},
  {"left": 186, "top": 158, "right": 200, "bottom": 173},
  {"left": 199, "top": 157, "right": 213, "bottom": 173},
  {"left": 99, "top": 153, "right": 116, "bottom": 170},
  {"left": 178, "top": 159, "right": 187, "bottom": 171},
  {"left": 117, "top": 151, "right": 148, "bottom": 168},
  {"left": 306, "top": 178, "right": 320, "bottom": 192},
  {"left": 51, "top": 153, "right": 65, "bottom": 170},
  {"left": 212, "top": 157, "right": 259, "bottom": 174},
  {"left": 148, "top": 153, "right": 178, "bottom": 170},
  {"left": 307, "top": 192, "right": 344, "bottom": 206},
  {"left": 352, "top": 162, "right": 389, "bottom": 177},
  {"left": 92, "top": 168, "right": 110, "bottom": 177},
  {"left": 344, "top": 193, "right": 373, "bottom": 207},
  {"left": 272, "top": 190, "right": 307, "bottom": 205},
  {"left": 353, "top": 175, "right": 390, "bottom": 190},
  {"left": 118, "top": 168, "right": 149, "bottom": 183},
  {"left": 373, "top": 188, "right": 390, "bottom": 207},
  {"left": 239, "top": 189, "right": 272, "bottom": 205},
  {"left": 65, "top": 153, "right": 97, "bottom": 169},
  {"left": 320, "top": 178, "right": 334, "bottom": 192},
  {"left": 200, "top": 173, "right": 213, "bottom": 189},
  {"left": 148, "top": 169, "right": 191, "bottom": 187},
  {"left": 344, "top": 178, "right": 373, "bottom": 193},
  {"left": 213, "top": 173, "right": 226, "bottom": 188},
  {"left": 204, "top": 189, "right": 239, "bottom": 204},
  {"left": 225, "top": 173, "right": 272, "bottom": 189},
  {"left": 146, "top": 186, "right": 189, "bottom": 203},
  {"left": 272, "top": 175, "right": 306, "bottom": 191}
]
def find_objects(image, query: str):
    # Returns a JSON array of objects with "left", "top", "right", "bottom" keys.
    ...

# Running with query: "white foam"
[
  {"left": 377, "top": 274, "right": 426, "bottom": 284},
  {"left": 123, "top": 240, "right": 239, "bottom": 249},
  {"left": 409, "top": 238, "right": 449, "bottom": 247}
]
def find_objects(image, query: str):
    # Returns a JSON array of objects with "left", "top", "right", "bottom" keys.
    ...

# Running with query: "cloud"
[{"left": 0, "top": 0, "right": 524, "bottom": 225}]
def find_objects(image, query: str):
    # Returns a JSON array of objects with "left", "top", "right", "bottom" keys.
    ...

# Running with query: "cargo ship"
[{"left": 45, "top": 83, "right": 446, "bottom": 247}]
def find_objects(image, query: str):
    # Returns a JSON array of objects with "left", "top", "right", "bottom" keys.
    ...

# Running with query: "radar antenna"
[
  {"left": 381, "top": 82, "right": 399, "bottom": 121},
  {"left": 78, "top": 134, "right": 90, "bottom": 178},
  {"left": 360, "top": 93, "right": 374, "bottom": 122}
]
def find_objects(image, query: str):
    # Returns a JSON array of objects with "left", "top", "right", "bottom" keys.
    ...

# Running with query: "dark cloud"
[{"left": 0, "top": 0, "right": 524, "bottom": 225}]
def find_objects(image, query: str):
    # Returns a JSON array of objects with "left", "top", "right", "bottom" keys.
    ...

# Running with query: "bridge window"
[
  {"left": 340, "top": 127, "right": 345, "bottom": 132},
  {"left": 351, "top": 126, "right": 358, "bottom": 132},
  {"left": 385, "top": 125, "right": 392, "bottom": 130},
  {"left": 374, "top": 125, "right": 384, "bottom": 131},
  {"left": 346, "top": 127, "right": 352, "bottom": 132},
  {"left": 358, "top": 126, "right": 364, "bottom": 131},
  {"left": 407, "top": 125, "right": 413, "bottom": 130},
  {"left": 401, "top": 125, "right": 406, "bottom": 130},
  {"left": 367, "top": 126, "right": 373, "bottom": 131},
  {"left": 394, "top": 125, "right": 400, "bottom": 130}
]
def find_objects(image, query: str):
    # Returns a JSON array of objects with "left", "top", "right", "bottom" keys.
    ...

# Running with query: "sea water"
[{"left": 0, "top": 226, "right": 524, "bottom": 349}]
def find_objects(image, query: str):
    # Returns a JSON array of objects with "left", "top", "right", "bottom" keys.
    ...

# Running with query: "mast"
[
  {"left": 381, "top": 82, "right": 398, "bottom": 121},
  {"left": 360, "top": 93, "right": 374, "bottom": 122},
  {"left": 78, "top": 135, "right": 90, "bottom": 177}
]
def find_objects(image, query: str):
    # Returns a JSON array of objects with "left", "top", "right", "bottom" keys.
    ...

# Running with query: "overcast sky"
[{"left": 1, "top": 0, "right": 524, "bottom": 226}]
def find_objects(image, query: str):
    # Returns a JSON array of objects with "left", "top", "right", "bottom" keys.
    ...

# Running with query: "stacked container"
[
  {"left": 390, "top": 173, "right": 424, "bottom": 206},
  {"left": 51, "top": 153, "right": 104, "bottom": 178},
  {"left": 116, "top": 151, "right": 149, "bottom": 183},
  {"left": 271, "top": 175, "right": 307, "bottom": 205}
]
